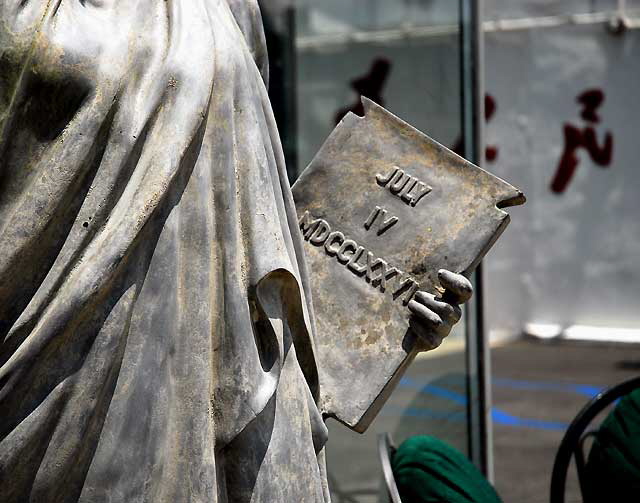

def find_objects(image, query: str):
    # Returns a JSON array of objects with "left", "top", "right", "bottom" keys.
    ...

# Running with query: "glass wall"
[{"left": 260, "top": 1, "right": 483, "bottom": 500}]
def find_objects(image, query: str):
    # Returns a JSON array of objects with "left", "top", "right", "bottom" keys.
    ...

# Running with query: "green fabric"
[
  {"left": 584, "top": 389, "right": 640, "bottom": 503},
  {"left": 391, "top": 435, "right": 502, "bottom": 503}
]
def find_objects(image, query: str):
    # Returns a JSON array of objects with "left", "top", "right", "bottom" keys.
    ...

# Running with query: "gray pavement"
[
  {"left": 325, "top": 337, "right": 469, "bottom": 503},
  {"left": 325, "top": 337, "right": 640, "bottom": 502},
  {"left": 492, "top": 339, "right": 640, "bottom": 503}
]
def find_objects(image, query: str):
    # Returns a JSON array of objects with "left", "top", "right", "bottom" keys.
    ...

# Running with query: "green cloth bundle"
[
  {"left": 392, "top": 435, "right": 502, "bottom": 503},
  {"left": 584, "top": 389, "right": 640, "bottom": 503}
]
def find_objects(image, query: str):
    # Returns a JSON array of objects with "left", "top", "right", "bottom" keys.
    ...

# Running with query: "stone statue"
[{"left": 0, "top": 1, "right": 471, "bottom": 501}]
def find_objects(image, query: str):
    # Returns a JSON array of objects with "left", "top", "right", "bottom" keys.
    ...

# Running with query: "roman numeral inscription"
[
  {"left": 299, "top": 211, "right": 420, "bottom": 304},
  {"left": 376, "top": 166, "right": 432, "bottom": 207},
  {"left": 364, "top": 206, "right": 398, "bottom": 236}
]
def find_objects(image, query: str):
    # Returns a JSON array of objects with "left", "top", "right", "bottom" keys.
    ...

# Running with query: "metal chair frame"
[
  {"left": 378, "top": 433, "right": 403, "bottom": 503},
  {"left": 549, "top": 375, "right": 640, "bottom": 503},
  {"left": 378, "top": 376, "right": 640, "bottom": 503}
]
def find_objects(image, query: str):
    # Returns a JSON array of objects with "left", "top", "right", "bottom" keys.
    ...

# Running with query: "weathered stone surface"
[
  {"left": 0, "top": 1, "right": 331, "bottom": 501},
  {"left": 0, "top": 1, "right": 521, "bottom": 501},
  {"left": 292, "top": 98, "right": 525, "bottom": 431}
]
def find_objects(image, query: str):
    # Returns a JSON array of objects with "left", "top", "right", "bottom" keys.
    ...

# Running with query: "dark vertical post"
[
  {"left": 259, "top": 3, "right": 299, "bottom": 182},
  {"left": 282, "top": 8, "right": 299, "bottom": 182},
  {"left": 459, "top": 0, "right": 491, "bottom": 478}
]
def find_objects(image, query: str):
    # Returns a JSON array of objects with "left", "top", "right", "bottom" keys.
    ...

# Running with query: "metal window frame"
[{"left": 459, "top": 0, "right": 492, "bottom": 480}]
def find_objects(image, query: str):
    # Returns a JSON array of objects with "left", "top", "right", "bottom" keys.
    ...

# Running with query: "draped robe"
[{"left": 0, "top": 1, "right": 330, "bottom": 501}]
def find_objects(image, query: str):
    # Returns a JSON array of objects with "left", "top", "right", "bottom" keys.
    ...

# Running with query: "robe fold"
[{"left": 0, "top": 1, "right": 329, "bottom": 501}]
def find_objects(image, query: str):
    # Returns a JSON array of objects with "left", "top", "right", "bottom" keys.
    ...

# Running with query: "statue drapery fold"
[{"left": 0, "top": 1, "right": 326, "bottom": 501}]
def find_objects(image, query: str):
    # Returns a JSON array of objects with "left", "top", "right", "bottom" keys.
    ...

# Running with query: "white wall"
[{"left": 484, "top": 23, "right": 640, "bottom": 334}]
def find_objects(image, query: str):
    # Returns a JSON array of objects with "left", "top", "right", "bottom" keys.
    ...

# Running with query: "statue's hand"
[{"left": 407, "top": 269, "right": 473, "bottom": 351}]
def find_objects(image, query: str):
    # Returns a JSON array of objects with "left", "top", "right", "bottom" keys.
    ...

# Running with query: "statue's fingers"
[
  {"left": 408, "top": 315, "right": 445, "bottom": 350},
  {"left": 437, "top": 269, "right": 473, "bottom": 304},
  {"left": 414, "top": 291, "right": 462, "bottom": 325},
  {"left": 408, "top": 300, "right": 444, "bottom": 333}
]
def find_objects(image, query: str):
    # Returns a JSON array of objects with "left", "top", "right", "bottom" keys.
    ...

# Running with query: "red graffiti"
[
  {"left": 452, "top": 94, "right": 499, "bottom": 162},
  {"left": 550, "top": 89, "right": 613, "bottom": 194},
  {"left": 335, "top": 58, "right": 391, "bottom": 124},
  {"left": 484, "top": 94, "right": 498, "bottom": 162}
]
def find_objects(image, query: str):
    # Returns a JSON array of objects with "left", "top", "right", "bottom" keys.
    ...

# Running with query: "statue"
[{"left": 0, "top": 1, "right": 473, "bottom": 502}]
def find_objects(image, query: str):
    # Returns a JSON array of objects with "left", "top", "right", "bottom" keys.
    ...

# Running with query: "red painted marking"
[{"left": 550, "top": 89, "right": 613, "bottom": 194}]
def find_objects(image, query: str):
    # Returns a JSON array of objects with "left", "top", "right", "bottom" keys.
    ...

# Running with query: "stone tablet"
[{"left": 292, "top": 98, "right": 525, "bottom": 432}]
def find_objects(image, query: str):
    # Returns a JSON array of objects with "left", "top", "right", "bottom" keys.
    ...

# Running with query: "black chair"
[
  {"left": 378, "top": 433, "right": 403, "bottom": 503},
  {"left": 549, "top": 375, "right": 640, "bottom": 503}
]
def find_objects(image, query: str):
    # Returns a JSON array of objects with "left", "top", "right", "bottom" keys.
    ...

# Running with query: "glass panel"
[
  {"left": 625, "top": 0, "right": 640, "bottom": 16},
  {"left": 484, "top": 0, "right": 619, "bottom": 21},
  {"left": 295, "top": 34, "right": 462, "bottom": 181},
  {"left": 259, "top": 1, "right": 486, "bottom": 499},
  {"left": 290, "top": 2, "right": 471, "bottom": 501},
  {"left": 294, "top": 0, "right": 460, "bottom": 36}
]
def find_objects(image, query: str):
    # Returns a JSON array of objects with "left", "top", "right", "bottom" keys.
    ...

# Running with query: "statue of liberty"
[{"left": 0, "top": 1, "right": 471, "bottom": 501}]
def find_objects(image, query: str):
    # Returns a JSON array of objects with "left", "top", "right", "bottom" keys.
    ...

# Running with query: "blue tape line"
[
  {"left": 395, "top": 376, "right": 571, "bottom": 430},
  {"left": 492, "top": 377, "right": 602, "bottom": 398}
]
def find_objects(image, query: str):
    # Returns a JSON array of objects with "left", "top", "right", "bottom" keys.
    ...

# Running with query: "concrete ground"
[
  {"left": 325, "top": 337, "right": 640, "bottom": 502},
  {"left": 325, "top": 334, "right": 469, "bottom": 503},
  {"left": 492, "top": 338, "right": 640, "bottom": 503}
]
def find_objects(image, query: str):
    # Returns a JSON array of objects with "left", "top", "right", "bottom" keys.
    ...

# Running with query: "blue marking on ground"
[
  {"left": 490, "top": 409, "right": 567, "bottom": 431},
  {"left": 393, "top": 376, "right": 602, "bottom": 430},
  {"left": 381, "top": 404, "right": 567, "bottom": 430},
  {"left": 492, "top": 377, "right": 603, "bottom": 398},
  {"left": 380, "top": 405, "right": 467, "bottom": 422},
  {"left": 400, "top": 377, "right": 467, "bottom": 406}
]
